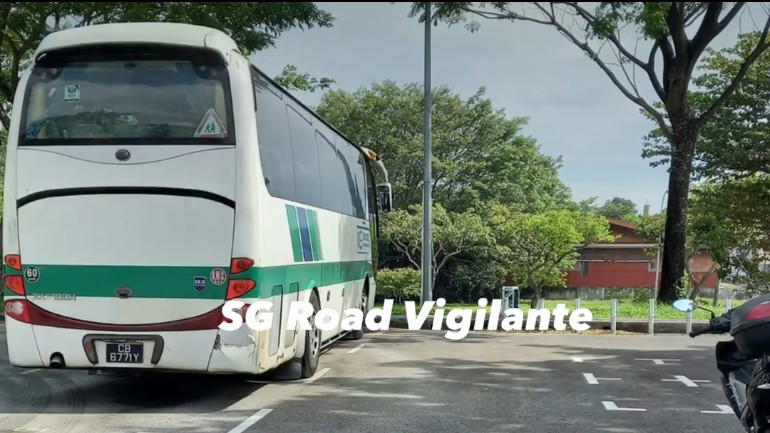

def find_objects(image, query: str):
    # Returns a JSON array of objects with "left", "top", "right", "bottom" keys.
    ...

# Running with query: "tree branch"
[{"left": 700, "top": 15, "right": 770, "bottom": 122}]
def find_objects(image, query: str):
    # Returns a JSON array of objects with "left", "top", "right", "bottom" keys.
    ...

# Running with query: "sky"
[{"left": 252, "top": 2, "right": 754, "bottom": 214}]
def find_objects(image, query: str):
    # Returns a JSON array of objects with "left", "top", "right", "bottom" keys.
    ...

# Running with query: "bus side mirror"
[{"left": 376, "top": 183, "right": 393, "bottom": 213}]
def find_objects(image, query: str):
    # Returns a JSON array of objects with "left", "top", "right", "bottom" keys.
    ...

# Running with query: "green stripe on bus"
[
  {"left": 3, "top": 265, "right": 21, "bottom": 276},
  {"left": 307, "top": 209, "right": 323, "bottom": 261},
  {"left": 286, "top": 205, "right": 304, "bottom": 263},
  {"left": 19, "top": 261, "right": 372, "bottom": 300}
]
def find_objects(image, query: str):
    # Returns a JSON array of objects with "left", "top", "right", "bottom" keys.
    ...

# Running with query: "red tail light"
[
  {"left": 748, "top": 302, "right": 770, "bottom": 321},
  {"left": 4, "top": 275, "right": 25, "bottom": 296},
  {"left": 230, "top": 257, "right": 255, "bottom": 274},
  {"left": 5, "top": 299, "right": 29, "bottom": 322},
  {"left": 4, "top": 254, "right": 21, "bottom": 271},
  {"left": 226, "top": 279, "right": 256, "bottom": 300}
]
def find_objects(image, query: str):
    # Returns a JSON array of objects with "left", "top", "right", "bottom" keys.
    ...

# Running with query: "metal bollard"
[
  {"left": 611, "top": 298, "right": 618, "bottom": 335},
  {"left": 575, "top": 297, "right": 581, "bottom": 310},
  {"left": 538, "top": 298, "right": 545, "bottom": 310},
  {"left": 726, "top": 296, "right": 733, "bottom": 311},
  {"left": 685, "top": 309, "right": 693, "bottom": 335},
  {"left": 648, "top": 298, "right": 656, "bottom": 335}
]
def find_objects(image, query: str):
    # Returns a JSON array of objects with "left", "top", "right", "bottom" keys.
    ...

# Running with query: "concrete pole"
[
  {"left": 420, "top": 3, "right": 433, "bottom": 304},
  {"left": 685, "top": 309, "right": 693, "bottom": 335},
  {"left": 648, "top": 298, "right": 656, "bottom": 335},
  {"left": 575, "top": 297, "right": 581, "bottom": 310},
  {"left": 611, "top": 298, "right": 618, "bottom": 335}
]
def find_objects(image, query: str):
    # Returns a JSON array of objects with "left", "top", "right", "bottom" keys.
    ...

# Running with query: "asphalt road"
[{"left": 0, "top": 322, "right": 744, "bottom": 433}]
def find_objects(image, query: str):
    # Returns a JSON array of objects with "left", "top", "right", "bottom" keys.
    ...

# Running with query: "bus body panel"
[{"left": 4, "top": 23, "right": 380, "bottom": 375}]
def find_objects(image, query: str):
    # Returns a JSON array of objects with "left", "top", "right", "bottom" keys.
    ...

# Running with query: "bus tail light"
[
  {"left": 4, "top": 254, "right": 21, "bottom": 271},
  {"left": 4, "top": 275, "right": 25, "bottom": 296},
  {"left": 230, "top": 257, "right": 254, "bottom": 274},
  {"left": 226, "top": 279, "right": 256, "bottom": 300},
  {"left": 4, "top": 299, "right": 29, "bottom": 322}
]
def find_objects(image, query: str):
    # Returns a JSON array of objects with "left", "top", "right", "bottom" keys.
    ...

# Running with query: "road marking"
[
  {"left": 661, "top": 375, "right": 711, "bottom": 388},
  {"left": 19, "top": 369, "right": 41, "bottom": 375},
  {"left": 602, "top": 401, "right": 646, "bottom": 412},
  {"left": 701, "top": 404, "right": 734, "bottom": 414},
  {"left": 227, "top": 408, "right": 273, "bottom": 433},
  {"left": 583, "top": 373, "right": 621, "bottom": 385},
  {"left": 572, "top": 357, "right": 583, "bottom": 363},
  {"left": 347, "top": 344, "right": 364, "bottom": 354},
  {"left": 636, "top": 358, "right": 680, "bottom": 365},
  {"left": 301, "top": 367, "right": 330, "bottom": 384}
]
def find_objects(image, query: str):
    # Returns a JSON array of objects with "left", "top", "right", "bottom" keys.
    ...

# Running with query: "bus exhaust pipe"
[{"left": 49, "top": 353, "right": 65, "bottom": 369}]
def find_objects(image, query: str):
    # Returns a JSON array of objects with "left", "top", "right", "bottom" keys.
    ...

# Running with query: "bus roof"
[{"left": 34, "top": 22, "right": 238, "bottom": 60}]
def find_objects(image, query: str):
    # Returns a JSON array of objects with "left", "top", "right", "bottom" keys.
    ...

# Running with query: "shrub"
[{"left": 376, "top": 268, "right": 421, "bottom": 303}]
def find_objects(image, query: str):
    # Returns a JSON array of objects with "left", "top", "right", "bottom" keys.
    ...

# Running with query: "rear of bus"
[{"left": 3, "top": 25, "right": 246, "bottom": 372}]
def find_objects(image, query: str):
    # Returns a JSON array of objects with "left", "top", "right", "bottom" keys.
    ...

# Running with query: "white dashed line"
[
  {"left": 572, "top": 357, "right": 583, "bottom": 363},
  {"left": 301, "top": 367, "right": 330, "bottom": 384},
  {"left": 661, "top": 375, "right": 711, "bottom": 388},
  {"left": 19, "top": 369, "right": 42, "bottom": 375},
  {"left": 602, "top": 401, "right": 646, "bottom": 412},
  {"left": 583, "top": 373, "right": 621, "bottom": 385},
  {"left": 227, "top": 408, "right": 273, "bottom": 433},
  {"left": 701, "top": 404, "right": 734, "bottom": 414},
  {"left": 347, "top": 344, "right": 365, "bottom": 354},
  {"left": 636, "top": 358, "right": 680, "bottom": 365}
]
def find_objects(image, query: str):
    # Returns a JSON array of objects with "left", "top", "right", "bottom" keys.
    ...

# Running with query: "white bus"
[{"left": 2, "top": 23, "right": 391, "bottom": 377}]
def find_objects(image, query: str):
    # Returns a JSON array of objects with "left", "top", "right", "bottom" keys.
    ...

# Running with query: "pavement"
[{"left": 0, "top": 322, "right": 744, "bottom": 433}]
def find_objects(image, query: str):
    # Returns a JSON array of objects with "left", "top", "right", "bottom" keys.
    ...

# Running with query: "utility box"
[{"left": 502, "top": 286, "right": 520, "bottom": 309}]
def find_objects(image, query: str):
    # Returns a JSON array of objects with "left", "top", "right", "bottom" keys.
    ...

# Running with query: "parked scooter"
[{"left": 674, "top": 295, "right": 770, "bottom": 432}]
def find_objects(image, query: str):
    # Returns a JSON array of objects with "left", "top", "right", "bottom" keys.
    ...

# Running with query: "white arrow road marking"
[
  {"left": 602, "top": 401, "right": 646, "bottom": 412},
  {"left": 701, "top": 404, "right": 734, "bottom": 414},
  {"left": 661, "top": 375, "right": 711, "bottom": 388},
  {"left": 583, "top": 373, "right": 621, "bottom": 385},
  {"left": 347, "top": 344, "right": 365, "bottom": 354},
  {"left": 227, "top": 408, "right": 273, "bottom": 433},
  {"left": 636, "top": 358, "right": 680, "bottom": 365}
]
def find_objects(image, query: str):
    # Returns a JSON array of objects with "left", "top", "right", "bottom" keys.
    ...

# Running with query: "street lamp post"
[{"left": 421, "top": 3, "right": 433, "bottom": 304}]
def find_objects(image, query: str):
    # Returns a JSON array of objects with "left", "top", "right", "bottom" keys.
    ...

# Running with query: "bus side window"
[
  {"left": 287, "top": 106, "right": 321, "bottom": 205},
  {"left": 253, "top": 72, "right": 295, "bottom": 199}
]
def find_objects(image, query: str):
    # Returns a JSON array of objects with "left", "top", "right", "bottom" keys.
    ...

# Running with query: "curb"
[{"left": 388, "top": 315, "right": 709, "bottom": 334}]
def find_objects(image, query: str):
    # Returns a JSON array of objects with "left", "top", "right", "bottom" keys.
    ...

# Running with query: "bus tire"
[
  {"left": 300, "top": 290, "right": 322, "bottom": 378},
  {"left": 347, "top": 289, "right": 368, "bottom": 341}
]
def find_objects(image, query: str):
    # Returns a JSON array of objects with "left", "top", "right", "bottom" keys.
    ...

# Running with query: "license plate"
[{"left": 105, "top": 343, "right": 144, "bottom": 364}]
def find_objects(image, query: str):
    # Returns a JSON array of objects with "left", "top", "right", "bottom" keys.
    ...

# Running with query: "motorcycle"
[{"left": 674, "top": 294, "right": 770, "bottom": 433}]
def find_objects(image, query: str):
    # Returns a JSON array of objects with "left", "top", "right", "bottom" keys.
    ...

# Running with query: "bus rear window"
[{"left": 21, "top": 47, "right": 233, "bottom": 145}]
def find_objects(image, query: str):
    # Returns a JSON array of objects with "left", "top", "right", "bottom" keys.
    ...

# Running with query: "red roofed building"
[{"left": 566, "top": 219, "right": 719, "bottom": 291}]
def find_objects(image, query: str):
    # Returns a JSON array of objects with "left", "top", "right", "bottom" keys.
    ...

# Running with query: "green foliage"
[
  {"left": 0, "top": 2, "right": 333, "bottom": 127},
  {"left": 274, "top": 64, "right": 335, "bottom": 93},
  {"left": 489, "top": 206, "right": 614, "bottom": 305},
  {"left": 380, "top": 203, "right": 495, "bottom": 292},
  {"left": 598, "top": 197, "right": 638, "bottom": 220},
  {"left": 316, "top": 82, "right": 570, "bottom": 212},
  {"left": 376, "top": 268, "right": 421, "bottom": 302}
]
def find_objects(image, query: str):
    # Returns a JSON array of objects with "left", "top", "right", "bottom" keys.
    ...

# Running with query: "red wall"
[
  {"left": 566, "top": 262, "right": 719, "bottom": 289},
  {"left": 567, "top": 262, "right": 655, "bottom": 289}
]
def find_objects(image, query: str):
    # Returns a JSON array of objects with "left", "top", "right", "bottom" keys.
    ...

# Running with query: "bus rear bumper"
[
  {"left": 22, "top": 324, "right": 220, "bottom": 371},
  {"left": 5, "top": 316, "right": 45, "bottom": 367}
]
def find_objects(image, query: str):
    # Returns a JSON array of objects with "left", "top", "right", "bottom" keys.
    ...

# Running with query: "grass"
[{"left": 382, "top": 298, "right": 742, "bottom": 320}]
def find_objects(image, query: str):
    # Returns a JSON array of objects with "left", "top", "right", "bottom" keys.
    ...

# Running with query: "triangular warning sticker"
[{"left": 194, "top": 109, "right": 227, "bottom": 138}]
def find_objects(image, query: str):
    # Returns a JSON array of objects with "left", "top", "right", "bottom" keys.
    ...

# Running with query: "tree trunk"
[
  {"left": 530, "top": 287, "right": 542, "bottom": 309},
  {"left": 658, "top": 121, "right": 700, "bottom": 302},
  {"left": 711, "top": 284, "right": 720, "bottom": 307}
]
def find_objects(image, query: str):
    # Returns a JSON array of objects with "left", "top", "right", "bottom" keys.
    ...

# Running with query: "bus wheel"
[
  {"left": 347, "top": 291, "right": 367, "bottom": 340},
  {"left": 300, "top": 291, "right": 322, "bottom": 378}
]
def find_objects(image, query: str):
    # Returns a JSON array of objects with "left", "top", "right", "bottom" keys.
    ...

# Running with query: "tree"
[
  {"left": 490, "top": 206, "right": 614, "bottom": 307},
  {"left": 317, "top": 82, "right": 570, "bottom": 212},
  {"left": 380, "top": 203, "right": 494, "bottom": 294},
  {"left": 274, "top": 64, "right": 335, "bottom": 92},
  {"left": 0, "top": 2, "right": 333, "bottom": 128},
  {"left": 599, "top": 197, "right": 638, "bottom": 220},
  {"left": 423, "top": 2, "right": 770, "bottom": 302}
]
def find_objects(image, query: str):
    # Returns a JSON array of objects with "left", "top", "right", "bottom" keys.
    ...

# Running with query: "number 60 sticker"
[{"left": 24, "top": 266, "right": 40, "bottom": 282}]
